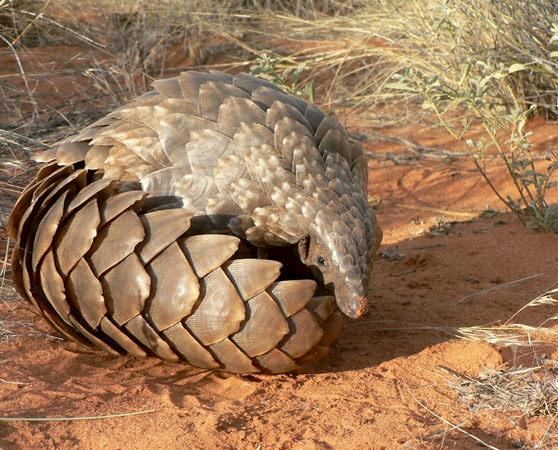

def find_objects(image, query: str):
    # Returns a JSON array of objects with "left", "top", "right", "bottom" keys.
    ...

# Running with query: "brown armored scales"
[{"left": 8, "top": 70, "right": 382, "bottom": 373}]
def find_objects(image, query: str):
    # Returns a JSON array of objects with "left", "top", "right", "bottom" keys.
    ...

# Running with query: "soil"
[{"left": 2, "top": 43, "right": 558, "bottom": 450}]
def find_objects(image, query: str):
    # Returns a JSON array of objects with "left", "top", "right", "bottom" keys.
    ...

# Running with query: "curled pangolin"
[{"left": 8, "top": 70, "right": 382, "bottom": 373}]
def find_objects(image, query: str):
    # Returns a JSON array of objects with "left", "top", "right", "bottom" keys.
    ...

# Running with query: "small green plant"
[
  {"left": 250, "top": 53, "right": 314, "bottom": 101},
  {"left": 429, "top": 215, "right": 454, "bottom": 235}
]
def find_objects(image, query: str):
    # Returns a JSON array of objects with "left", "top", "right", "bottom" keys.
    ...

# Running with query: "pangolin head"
[{"left": 297, "top": 208, "right": 381, "bottom": 319}]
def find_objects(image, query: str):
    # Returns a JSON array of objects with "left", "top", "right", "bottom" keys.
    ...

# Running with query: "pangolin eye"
[{"left": 317, "top": 256, "right": 327, "bottom": 266}]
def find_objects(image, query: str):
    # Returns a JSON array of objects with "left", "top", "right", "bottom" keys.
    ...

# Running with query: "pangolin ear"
[{"left": 297, "top": 236, "right": 311, "bottom": 263}]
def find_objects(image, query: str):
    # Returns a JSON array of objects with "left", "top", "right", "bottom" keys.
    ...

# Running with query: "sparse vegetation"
[
  {"left": 448, "top": 362, "right": 558, "bottom": 418},
  {"left": 250, "top": 53, "right": 314, "bottom": 100},
  {"left": 389, "top": 64, "right": 558, "bottom": 231},
  {"left": 262, "top": 1, "right": 558, "bottom": 228}
]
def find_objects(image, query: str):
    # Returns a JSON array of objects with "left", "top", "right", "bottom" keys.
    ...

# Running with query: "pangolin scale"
[{"left": 8, "top": 70, "right": 382, "bottom": 373}]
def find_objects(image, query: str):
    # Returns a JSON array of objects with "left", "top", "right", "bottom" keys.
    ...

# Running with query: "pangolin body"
[{"left": 9, "top": 70, "right": 382, "bottom": 373}]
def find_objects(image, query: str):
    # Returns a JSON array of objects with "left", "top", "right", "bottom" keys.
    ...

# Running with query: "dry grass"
[
  {"left": 252, "top": 1, "right": 558, "bottom": 227},
  {"left": 4, "top": 1, "right": 558, "bottom": 122},
  {"left": 446, "top": 362, "right": 558, "bottom": 417},
  {"left": 251, "top": 1, "right": 558, "bottom": 113},
  {"left": 0, "top": 0, "right": 365, "bottom": 126},
  {"left": 365, "top": 283, "right": 558, "bottom": 444},
  {"left": 442, "top": 363, "right": 558, "bottom": 447},
  {"left": 445, "top": 287, "right": 558, "bottom": 445},
  {"left": 0, "top": 409, "right": 156, "bottom": 422},
  {"left": 455, "top": 287, "right": 558, "bottom": 346}
]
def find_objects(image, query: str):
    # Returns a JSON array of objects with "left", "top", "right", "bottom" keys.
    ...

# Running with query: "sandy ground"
[{"left": 2, "top": 44, "right": 558, "bottom": 450}]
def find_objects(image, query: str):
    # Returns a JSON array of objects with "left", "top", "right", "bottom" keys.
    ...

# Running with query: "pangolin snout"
[{"left": 340, "top": 295, "right": 368, "bottom": 319}]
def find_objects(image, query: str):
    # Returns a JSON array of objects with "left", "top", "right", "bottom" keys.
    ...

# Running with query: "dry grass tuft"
[
  {"left": 446, "top": 288, "right": 558, "bottom": 445},
  {"left": 455, "top": 287, "right": 558, "bottom": 347},
  {"left": 446, "top": 362, "right": 558, "bottom": 417}
]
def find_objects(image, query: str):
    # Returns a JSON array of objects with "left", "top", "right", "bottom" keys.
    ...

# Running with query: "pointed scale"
[
  {"left": 306, "top": 295, "right": 336, "bottom": 323},
  {"left": 163, "top": 323, "right": 220, "bottom": 369},
  {"left": 55, "top": 199, "right": 100, "bottom": 276},
  {"left": 198, "top": 81, "right": 249, "bottom": 121},
  {"left": 140, "top": 165, "right": 190, "bottom": 197},
  {"left": 280, "top": 309, "right": 324, "bottom": 359},
  {"left": 152, "top": 77, "right": 182, "bottom": 98},
  {"left": 125, "top": 315, "right": 179, "bottom": 361},
  {"left": 232, "top": 291, "right": 289, "bottom": 357},
  {"left": 178, "top": 71, "right": 232, "bottom": 100},
  {"left": 35, "top": 168, "right": 86, "bottom": 206},
  {"left": 266, "top": 100, "right": 313, "bottom": 134},
  {"left": 158, "top": 113, "right": 217, "bottom": 165},
  {"left": 184, "top": 267, "right": 245, "bottom": 346},
  {"left": 147, "top": 242, "right": 200, "bottom": 330},
  {"left": 7, "top": 177, "right": 40, "bottom": 240},
  {"left": 209, "top": 338, "right": 258, "bottom": 374},
  {"left": 269, "top": 279, "right": 317, "bottom": 317},
  {"left": 32, "top": 148, "right": 57, "bottom": 163},
  {"left": 256, "top": 348, "right": 298, "bottom": 374},
  {"left": 31, "top": 164, "right": 73, "bottom": 202},
  {"left": 315, "top": 115, "right": 346, "bottom": 147},
  {"left": 88, "top": 209, "right": 145, "bottom": 276},
  {"left": 218, "top": 97, "right": 266, "bottom": 138},
  {"left": 233, "top": 123, "right": 274, "bottom": 156},
  {"left": 31, "top": 191, "right": 68, "bottom": 272},
  {"left": 66, "top": 178, "right": 114, "bottom": 214},
  {"left": 99, "top": 190, "right": 146, "bottom": 226},
  {"left": 68, "top": 315, "right": 120, "bottom": 355},
  {"left": 84, "top": 145, "right": 110, "bottom": 169},
  {"left": 251, "top": 86, "right": 306, "bottom": 113},
  {"left": 223, "top": 259, "right": 282, "bottom": 301},
  {"left": 114, "top": 127, "right": 169, "bottom": 170},
  {"left": 100, "top": 317, "right": 147, "bottom": 357},
  {"left": 101, "top": 253, "right": 151, "bottom": 325},
  {"left": 138, "top": 209, "right": 194, "bottom": 264},
  {"left": 17, "top": 166, "right": 72, "bottom": 241},
  {"left": 55, "top": 141, "right": 90, "bottom": 165},
  {"left": 35, "top": 162, "right": 61, "bottom": 180},
  {"left": 38, "top": 250, "right": 71, "bottom": 324},
  {"left": 185, "top": 129, "right": 233, "bottom": 177},
  {"left": 179, "top": 234, "right": 240, "bottom": 278},
  {"left": 175, "top": 174, "right": 219, "bottom": 212},
  {"left": 304, "top": 102, "right": 326, "bottom": 133},
  {"left": 318, "top": 128, "right": 352, "bottom": 165},
  {"left": 67, "top": 258, "right": 106, "bottom": 328},
  {"left": 273, "top": 117, "right": 313, "bottom": 164}
]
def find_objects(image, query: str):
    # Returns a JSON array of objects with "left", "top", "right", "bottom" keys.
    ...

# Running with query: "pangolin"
[{"left": 8, "top": 70, "right": 382, "bottom": 373}]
